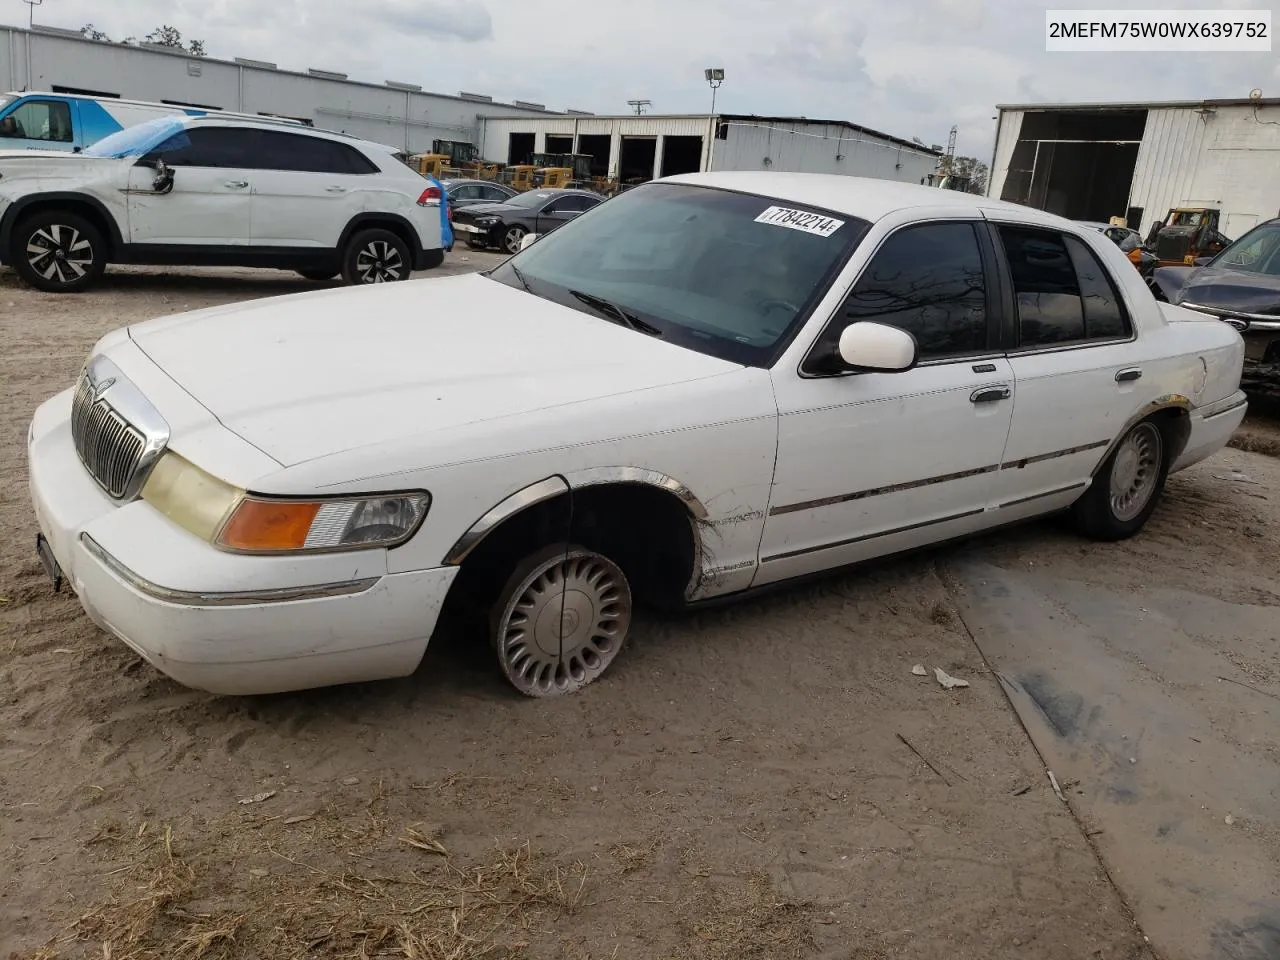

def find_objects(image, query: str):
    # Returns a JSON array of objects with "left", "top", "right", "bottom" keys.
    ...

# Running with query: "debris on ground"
[
  {"left": 934, "top": 667, "right": 970, "bottom": 689},
  {"left": 237, "top": 790, "right": 276, "bottom": 805},
  {"left": 1225, "top": 814, "right": 1236, "bottom": 826},
  {"left": 1212, "top": 470, "right": 1260, "bottom": 484},
  {"left": 912, "top": 664, "right": 928, "bottom": 676},
  {"left": 1048, "top": 770, "right": 1066, "bottom": 803}
]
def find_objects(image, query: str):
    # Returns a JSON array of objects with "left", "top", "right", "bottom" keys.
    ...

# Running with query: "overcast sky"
[{"left": 8, "top": 0, "right": 1280, "bottom": 157}]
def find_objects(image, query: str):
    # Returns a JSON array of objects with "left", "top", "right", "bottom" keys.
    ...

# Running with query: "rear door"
[
  {"left": 127, "top": 127, "right": 255, "bottom": 245},
  {"left": 250, "top": 130, "right": 382, "bottom": 248},
  {"left": 986, "top": 221, "right": 1153, "bottom": 513}
]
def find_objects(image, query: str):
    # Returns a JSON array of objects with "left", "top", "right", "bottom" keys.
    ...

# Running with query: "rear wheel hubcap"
[
  {"left": 355, "top": 241, "right": 404, "bottom": 282},
  {"left": 1110, "top": 422, "right": 1162, "bottom": 522}
]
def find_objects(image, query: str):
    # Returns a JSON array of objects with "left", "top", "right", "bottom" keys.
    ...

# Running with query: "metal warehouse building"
[
  {"left": 1, "top": 23, "right": 559, "bottom": 152},
  {"left": 988, "top": 97, "right": 1280, "bottom": 239},
  {"left": 477, "top": 113, "right": 941, "bottom": 185}
]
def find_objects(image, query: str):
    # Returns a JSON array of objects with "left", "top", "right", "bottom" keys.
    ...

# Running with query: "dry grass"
[
  {"left": 26, "top": 811, "right": 592, "bottom": 960},
  {"left": 677, "top": 872, "right": 816, "bottom": 960},
  {"left": 1229, "top": 428, "right": 1280, "bottom": 458}
]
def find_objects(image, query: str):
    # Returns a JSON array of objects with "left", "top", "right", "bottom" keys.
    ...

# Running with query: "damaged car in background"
[
  {"left": 1150, "top": 217, "right": 1280, "bottom": 398},
  {"left": 28, "top": 172, "right": 1246, "bottom": 700}
]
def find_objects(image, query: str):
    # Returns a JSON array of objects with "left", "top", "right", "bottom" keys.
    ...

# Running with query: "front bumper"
[{"left": 28, "top": 391, "right": 459, "bottom": 695}]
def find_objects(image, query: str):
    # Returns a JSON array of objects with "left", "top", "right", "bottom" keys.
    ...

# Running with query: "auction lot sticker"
[{"left": 754, "top": 206, "right": 845, "bottom": 237}]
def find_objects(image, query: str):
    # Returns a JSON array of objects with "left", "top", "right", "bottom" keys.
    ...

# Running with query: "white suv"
[{"left": 0, "top": 115, "right": 446, "bottom": 292}]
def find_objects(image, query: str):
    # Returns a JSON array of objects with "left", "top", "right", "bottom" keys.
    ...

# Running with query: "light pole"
[
  {"left": 704, "top": 68, "right": 724, "bottom": 115},
  {"left": 23, "top": 0, "right": 43, "bottom": 28}
]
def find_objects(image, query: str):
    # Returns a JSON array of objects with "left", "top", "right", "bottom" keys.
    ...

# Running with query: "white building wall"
[
  {"left": 478, "top": 115, "right": 712, "bottom": 177},
  {"left": 985, "top": 109, "right": 1024, "bottom": 199},
  {"left": 1131, "top": 105, "right": 1280, "bottom": 238},
  {"left": 710, "top": 120, "right": 938, "bottom": 184},
  {"left": 0, "top": 24, "right": 554, "bottom": 152}
]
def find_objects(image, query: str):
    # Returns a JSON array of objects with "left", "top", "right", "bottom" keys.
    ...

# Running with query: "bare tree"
[{"left": 79, "top": 24, "right": 110, "bottom": 41}]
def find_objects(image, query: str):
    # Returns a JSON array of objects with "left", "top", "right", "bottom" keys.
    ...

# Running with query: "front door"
[
  {"left": 127, "top": 127, "right": 255, "bottom": 246},
  {"left": 535, "top": 194, "right": 598, "bottom": 234},
  {"left": 758, "top": 220, "right": 1016, "bottom": 585}
]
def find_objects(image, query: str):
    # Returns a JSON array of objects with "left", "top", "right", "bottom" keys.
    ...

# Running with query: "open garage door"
[{"left": 1000, "top": 110, "right": 1147, "bottom": 223}]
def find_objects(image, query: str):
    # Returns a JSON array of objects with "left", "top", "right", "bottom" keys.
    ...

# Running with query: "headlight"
[
  {"left": 476, "top": 216, "right": 497, "bottom": 225},
  {"left": 141, "top": 453, "right": 429, "bottom": 554},
  {"left": 217, "top": 493, "right": 429, "bottom": 553}
]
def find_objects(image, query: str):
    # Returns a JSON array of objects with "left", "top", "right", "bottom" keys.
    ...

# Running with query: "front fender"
[{"left": 1149, "top": 265, "right": 1196, "bottom": 302}]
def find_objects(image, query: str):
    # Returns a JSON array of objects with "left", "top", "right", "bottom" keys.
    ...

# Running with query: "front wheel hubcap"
[
  {"left": 355, "top": 241, "right": 404, "bottom": 282},
  {"left": 504, "top": 228, "right": 525, "bottom": 253},
  {"left": 27, "top": 224, "right": 94, "bottom": 284},
  {"left": 495, "top": 549, "right": 631, "bottom": 697},
  {"left": 1110, "top": 422, "right": 1162, "bottom": 522}
]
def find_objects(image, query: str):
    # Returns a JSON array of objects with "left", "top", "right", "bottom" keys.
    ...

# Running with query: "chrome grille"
[{"left": 71, "top": 371, "right": 149, "bottom": 499}]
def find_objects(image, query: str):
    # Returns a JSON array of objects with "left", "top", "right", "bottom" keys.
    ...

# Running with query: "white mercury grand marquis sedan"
[{"left": 27, "top": 172, "right": 1248, "bottom": 698}]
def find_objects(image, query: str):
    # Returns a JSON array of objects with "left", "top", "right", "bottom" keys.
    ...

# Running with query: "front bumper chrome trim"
[{"left": 79, "top": 534, "right": 380, "bottom": 607}]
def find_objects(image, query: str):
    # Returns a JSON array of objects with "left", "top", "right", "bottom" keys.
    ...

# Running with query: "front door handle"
[
  {"left": 326, "top": 185, "right": 347, "bottom": 193},
  {"left": 971, "top": 385, "right": 1012, "bottom": 404},
  {"left": 1115, "top": 367, "right": 1143, "bottom": 383},
  {"left": 224, "top": 180, "right": 249, "bottom": 189}
]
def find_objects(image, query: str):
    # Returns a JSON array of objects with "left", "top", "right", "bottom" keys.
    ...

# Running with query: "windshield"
[
  {"left": 489, "top": 182, "right": 868, "bottom": 366},
  {"left": 505, "top": 190, "right": 561, "bottom": 208},
  {"left": 83, "top": 116, "right": 187, "bottom": 158},
  {"left": 1209, "top": 222, "right": 1280, "bottom": 276}
]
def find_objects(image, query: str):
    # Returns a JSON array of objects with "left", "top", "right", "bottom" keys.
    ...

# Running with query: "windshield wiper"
[
  {"left": 568, "top": 289, "right": 663, "bottom": 337},
  {"left": 507, "top": 262, "right": 533, "bottom": 293}
]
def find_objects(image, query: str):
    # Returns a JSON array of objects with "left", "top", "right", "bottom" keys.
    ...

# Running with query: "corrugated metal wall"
[
  {"left": 711, "top": 120, "right": 938, "bottom": 184},
  {"left": 1131, "top": 105, "right": 1280, "bottom": 237},
  {"left": 0, "top": 24, "right": 553, "bottom": 152},
  {"left": 986, "top": 109, "right": 1024, "bottom": 198}
]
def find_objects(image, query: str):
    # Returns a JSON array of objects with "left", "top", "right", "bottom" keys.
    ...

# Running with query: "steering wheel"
[{"left": 757, "top": 298, "right": 801, "bottom": 317}]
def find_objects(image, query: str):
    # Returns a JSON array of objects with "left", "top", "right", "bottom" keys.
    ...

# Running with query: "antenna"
[
  {"left": 626, "top": 99, "right": 652, "bottom": 116},
  {"left": 23, "top": 0, "right": 43, "bottom": 28}
]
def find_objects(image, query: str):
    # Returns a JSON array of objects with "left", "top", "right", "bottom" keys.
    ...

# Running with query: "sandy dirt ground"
[{"left": 2, "top": 258, "right": 1277, "bottom": 960}]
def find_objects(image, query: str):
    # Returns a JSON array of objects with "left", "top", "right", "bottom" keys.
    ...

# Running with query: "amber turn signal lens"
[{"left": 218, "top": 499, "right": 322, "bottom": 552}]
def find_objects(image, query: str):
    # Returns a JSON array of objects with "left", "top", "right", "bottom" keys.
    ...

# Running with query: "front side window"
[
  {"left": 448, "top": 183, "right": 481, "bottom": 200},
  {"left": 999, "top": 226, "right": 1131, "bottom": 347},
  {"left": 490, "top": 182, "right": 868, "bottom": 366},
  {"left": 0, "top": 99, "right": 72, "bottom": 142},
  {"left": 840, "top": 222, "right": 989, "bottom": 359},
  {"left": 152, "top": 128, "right": 255, "bottom": 168}
]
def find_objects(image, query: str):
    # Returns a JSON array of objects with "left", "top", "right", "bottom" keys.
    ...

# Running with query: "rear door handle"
[
  {"left": 224, "top": 180, "right": 249, "bottom": 189},
  {"left": 326, "top": 185, "right": 347, "bottom": 193},
  {"left": 971, "top": 385, "right": 1012, "bottom": 404},
  {"left": 1116, "top": 367, "right": 1143, "bottom": 383}
]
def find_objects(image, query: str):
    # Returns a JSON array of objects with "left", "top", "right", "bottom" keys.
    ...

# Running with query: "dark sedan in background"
[
  {"left": 1151, "top": 217, "right": 1280, "bottom": 397},
  {"left": 441, "top": 178, "right": 518, "bottom": 214},
  {"left": 452, "top": 188, "right": 604, "bottom": 254}
]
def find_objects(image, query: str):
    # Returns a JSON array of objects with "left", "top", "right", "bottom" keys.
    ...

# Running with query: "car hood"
[
  {"left": 454, "top": 200, "right": 526, "bottom": 218},
  {"left": 1170, "top": 265, "right": 1280, "bottom": 315},
  {"left": 126, "top": 273, "right": 739, "bottom": 467},
  {"left": 0, "top": 149, "right": 116, "bottom": 180}
]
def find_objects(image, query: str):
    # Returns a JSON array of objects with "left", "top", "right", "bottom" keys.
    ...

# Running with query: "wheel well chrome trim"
[
  {"left": 1089, "top": 395, "right": 1193, "bottom": 480},
  {"left": 442, "top": 468, "right": 709, "bottom": 567}
]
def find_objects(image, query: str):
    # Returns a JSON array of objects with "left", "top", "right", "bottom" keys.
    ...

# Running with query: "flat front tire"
[
  {"left": 1071, "top": 419, "right": 1169, "bottom": 541},
  {"left": 341, "top": 228, "right": 411, "bottom": 285},
  {"left": 11, "top": 211, "right": 107, "bottom": 293},
  {"left": 490, "top": 544, "right": 632, "bottom": 697}
]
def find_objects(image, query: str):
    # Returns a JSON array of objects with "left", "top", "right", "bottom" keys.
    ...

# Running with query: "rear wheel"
[
  {"left": 11, "top": 211, "right": 107, "bottom": 293},
  {"left": 340, "top": 228, "right": 411, "bottom": 285},
  {"left": 490, "top": 544, "right": 632, "bottom": 697},
  {"left": 1071, "top": 419, "right": 1168, "bottom": 541}
]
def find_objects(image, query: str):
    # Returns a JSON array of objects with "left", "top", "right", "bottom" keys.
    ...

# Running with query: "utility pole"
[{"left": 626, "top": 99, "right": 651, "bottom": 116}]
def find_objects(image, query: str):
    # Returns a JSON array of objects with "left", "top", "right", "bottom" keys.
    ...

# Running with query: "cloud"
[{"left": 20, "top": 0, "right": 1280, "bottom": 162}]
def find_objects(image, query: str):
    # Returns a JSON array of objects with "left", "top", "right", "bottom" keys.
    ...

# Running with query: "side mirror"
[
  {"left": 518, "top": 233, "right": 540, "bottom": 251},
  {"left": 152, "top": 158, "right": 175, "bottom": 194},
  {"left": 837, "top": 321, "right": 918, "bottom": 372}
]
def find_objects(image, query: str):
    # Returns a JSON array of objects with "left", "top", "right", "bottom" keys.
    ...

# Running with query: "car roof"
[
  {"left": 181, "top": 114, "right": 396, "bottom": 153},
  {"left": 661, "top": 171, "right": 1076, "bottom": 228}
]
